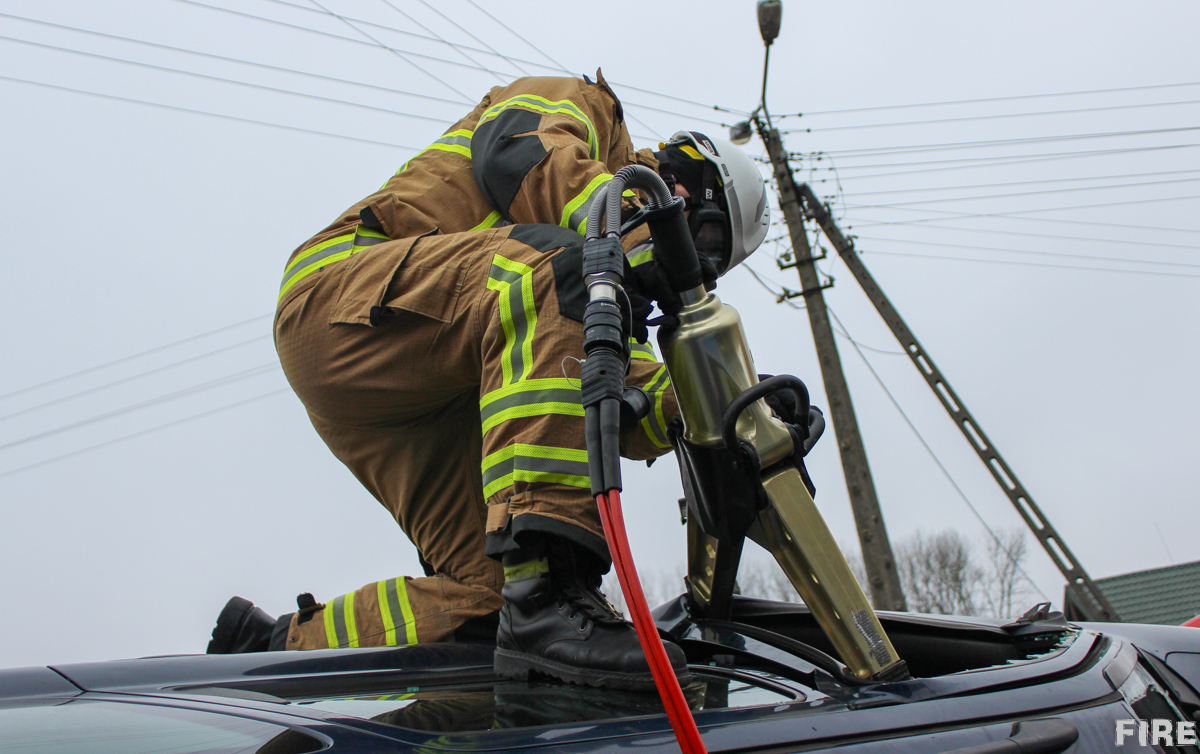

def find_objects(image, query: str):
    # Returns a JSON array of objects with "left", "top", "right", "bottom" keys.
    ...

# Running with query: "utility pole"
[
  {"left": 741, "top": 0, "right": 1115, "bottom": 620},
  {"left": 761, "top": 126, "right": 908, "bottom": 612},
  {"left": 794, "top": 182, "right": 1121, "bottom": 622}
]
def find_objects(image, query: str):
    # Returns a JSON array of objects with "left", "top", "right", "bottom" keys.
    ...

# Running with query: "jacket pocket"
[
  {"left": 329, "top": 230, "right": 461, "bottom": 326},
  {"left": 328, "top": 230, "right": 418, "bottom": 326}
]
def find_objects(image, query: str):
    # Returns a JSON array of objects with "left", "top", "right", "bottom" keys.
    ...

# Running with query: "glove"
[
  {"left": 627, "top": 256, "right": 718, "bottom": 316},
  {"left": 759, "top": 374, "right": 826, "bottom": 457},
  {"left": 625, "top": 285, "right": 654, "bottom": 344},
  {"left": 760, "top": 373, "right": 801, "bottom": 424}
]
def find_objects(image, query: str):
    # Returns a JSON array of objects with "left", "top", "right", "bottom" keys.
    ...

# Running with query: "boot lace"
[{"left": 556, "top": 582, "right": 626, "bottom": 631}]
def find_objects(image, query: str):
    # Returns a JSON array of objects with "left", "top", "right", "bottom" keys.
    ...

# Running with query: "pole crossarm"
[{"left": 794, "top": 181, "right": 1121, "bottom": 622}]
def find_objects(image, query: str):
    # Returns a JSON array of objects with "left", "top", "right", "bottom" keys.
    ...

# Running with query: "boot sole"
[{"left": 494, "top": 648, "right": 693, "bottom": 693}]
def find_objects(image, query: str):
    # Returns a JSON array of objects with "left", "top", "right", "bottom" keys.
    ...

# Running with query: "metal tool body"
[{"left": 659, "top": 273, "right": 908, "bottom": 682}]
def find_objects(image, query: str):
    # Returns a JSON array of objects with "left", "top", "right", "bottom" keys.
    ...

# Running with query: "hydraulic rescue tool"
[{"left": 579, "top": 165, "right": 909, "bottom": 750}]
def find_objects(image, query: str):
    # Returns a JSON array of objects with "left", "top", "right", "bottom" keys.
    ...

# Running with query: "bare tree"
[
  {"left": 604, "top": 527, "right": 1033, "bottom": 619},
  {"left": 735, "top": 556, "right": 802, "bottom": 603},
  {"left": 603, "top": 563, "right": 687, "bottom": 614},
  {"left": 980, "top": 527, "right": 1033, "bottom": 619},
  {"left": 896, "top": 530, "right": 982, "bottom": 616}
]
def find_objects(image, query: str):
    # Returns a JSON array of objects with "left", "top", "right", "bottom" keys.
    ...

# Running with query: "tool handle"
[{"left": 721, "top": 375, "right": 811, "bottom": 452}]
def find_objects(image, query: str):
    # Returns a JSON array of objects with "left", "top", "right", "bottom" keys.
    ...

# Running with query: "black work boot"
[
  {"left": 207, "top": 596, "right": 283, "bottom": 654},
  {"left": 494, "top": 561, "right": 692, "bottom": 691}
]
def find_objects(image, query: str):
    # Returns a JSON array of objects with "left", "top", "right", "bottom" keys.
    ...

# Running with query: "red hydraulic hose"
[{"left": 596, "top": 490, "right": 707, "bottom": 754}]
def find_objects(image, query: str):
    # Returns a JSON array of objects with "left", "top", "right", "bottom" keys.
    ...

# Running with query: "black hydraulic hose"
[
  {"left": 584, "top": 164, "right": 705, "bottom": 296},
  {"left": 721, "top": 375, "right": 811, "bottom": 452},
  {"left": 804, "top": 407, "right": 825, "bottom": 455},
  {"left": 600, "top": 397, "right": 622, "bottom": 494},
  {"left": 586, "top": 164, "right": 673, "bottom": 241},
  {"left": 604, "top": 165, "right": 673, "bottom": 236}
]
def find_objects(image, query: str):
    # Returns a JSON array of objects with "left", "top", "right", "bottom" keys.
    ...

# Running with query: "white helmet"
[{"left": 663, "top": 130, "right": 770, "bottom": 275}]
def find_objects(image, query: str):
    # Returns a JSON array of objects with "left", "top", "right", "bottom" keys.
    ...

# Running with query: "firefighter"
[{"left": 207, "top": 72, "right": 769, "bottom": 691}]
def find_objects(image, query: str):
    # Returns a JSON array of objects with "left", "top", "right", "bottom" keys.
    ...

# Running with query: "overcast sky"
[{"left": 1, "top": 0, "right": 1197, "bottom": 669}]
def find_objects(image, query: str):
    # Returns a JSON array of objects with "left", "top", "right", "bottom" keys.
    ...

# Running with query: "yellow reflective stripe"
[
  {"left": 279, "top": 248, "right": 355, "bottom": 303},
  {"left": 282, "top": 232, "right": 355, "bottom": 279},
  {"left": 504, "top": 557, "right": 550, "bottom": 582},
  {"left": 483, "top": 402, "right": 584, "bottom": 435},
  {"left": 396, "top": 578, "right": 418, "bottom": 645},
  {"left": 560, "top": 173, "right": 612, "bottom": 236},
  {"left": 486, "top": 254, "right": 537, "bottom": 385},
  {"left": 426, "top": 142, "right": 471, "bottom": 158},
  {"left": 377, "top": 580, "right": 397, "bottom": 646},
  {"left": 629, "top": 340, "right": 656, "bottom": 361},
  {"left": 389, "top": 129, "right": 475, "bottom": 180},
  {"left": 679, "top": 144, "right": 705, "bottom": 161},
  {"left": 639, "top": 365, "right": 672, "bottom": 449},
  {"left": 470, "top": 210, "right": 503, "bottom": 232},
  {"left": 479, "top": 378, "right": 584, "bottom": 435},
  {"left": 343, "top": 592, "right": 359, "bottom": 648},
  {"left": 628, "top": 246, "right": 654, "bottom": 267},
  {"left": 481, "top": 444, "right": 591, "bottom": 499},
  {"left": 480, "top": 377, "right": 580, "bottom": 407},
  {"left": 324, "top": 601, "right": 338, "bottom": 649},
  {"left": 355, "top": 227, "right": 389, "bottom": 241},
  {"left": 479, "top": 94, "right": 598, "bottom": 160},
  {"left": 377, "top": 578, "right": 418, "bottom": 646},
  {"left": 279, "top": 227, "right": 391, "bottom": 303}
]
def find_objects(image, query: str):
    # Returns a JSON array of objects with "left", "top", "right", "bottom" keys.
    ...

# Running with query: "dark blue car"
[{"left": 3, "top": 596, "right": 1199, "bottom": 753}]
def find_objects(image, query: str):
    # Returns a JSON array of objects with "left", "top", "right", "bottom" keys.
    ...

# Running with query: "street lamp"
[
  {"left": 730, "top": 0, "right": 783, "bottom": 142},
  {"left": 757, "top": 0, "right": 782, "bottom": 46}
]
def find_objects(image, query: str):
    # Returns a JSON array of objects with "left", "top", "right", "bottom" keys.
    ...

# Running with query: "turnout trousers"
[{"left": 274, "top": 224, "right": 676, "bottom": 650}]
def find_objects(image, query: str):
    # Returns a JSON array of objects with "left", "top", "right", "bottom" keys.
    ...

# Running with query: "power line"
[
  {"left": 825, "top": 307, "right": 1049, "bottom": 601},
  {"left": 799, "top": 127, "right": 1200, "bottom": 158},
  {"left": 172, "top": 0, "right": 668, "bottom": 140},
  {"left": 858, "top": 249, "right": 1200, "bottom": 279},
  {"left": 463, "top": 0, "right": 568, "bottom": 71},
  {"left": 0, "top": 314, "right": 269, "bottom": 401},
  {"left": 802, "top": 144, "right": 1200, "bottom": 180},
  {"left": 304, "top": 0, "right": 472, "bottom": 101},
  {"left": 0, "top": 34, "right": 453, "bottom": 124},
  {"left": 850, "top": 221, "right": 1200, "bottom": 252},
  {"left": 290, "top": 0, "right": 668, "bottom": 135},
  {"left": 0, "top": 389, "right": 289, "bottom": 481},
  {"left": 845, "top": 189, "right": 1200, "bottom": 213},
  {"left": 262, "top": 0, "right": 729, "bottom": 126},
  {"left": 841, "top": 168, "right": 1200, "bottom": 198},
  {"left": 5, "top": 0, "right": 727, "bottom": 139},
  {"left": 172, "top": 0, "right": 474, "bottom": 96},
  {"left": 825, "top": 316, "right": 904, "bottom": 356},
  {"left": 843, "top": 176, "right": 1200, "bottom": 209},
  {"left": 0, "top": 10, "right": 474, "bottom": 107},
  {"left": 411, "top": 0, "right": 531, "bottom": 76},
  {"left": 784, "top": 81, "right": 1200, "bottom": 117},
  {"left": 260, "top": 0, "right": 556, "bottom": 74},
  {"left": 375, "top": 0, "right": 505, "bottom": 84},
  {"left": 0, "top": 74, "right": 418, "bottom": 150},
  {"left": 740, "top": 261, "right": 803, "bottom": 309},
  {"left": 852, "top": 235, "right": 1200, "bottom": 270},
  {"left": 796, "top": 98, "right": 1200, "bottom": 133},
  {"left": 0, "top": 334, "right": 272, "bottom": 423},
  {"left": 842, "top": 199, "right": 1200, "bottom": 233},
  {"left": 0, "top": 364, "right": 280, "bottom": 452}
]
